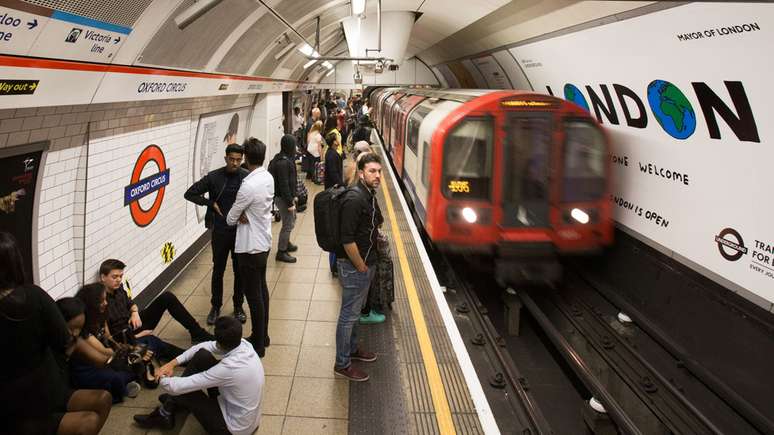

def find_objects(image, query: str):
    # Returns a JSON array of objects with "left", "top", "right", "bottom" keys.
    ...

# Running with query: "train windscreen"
[
  {"left": 442, "top": 117, "right": 493, "bottom": 200},
  {"left": 502, "top": 114, "right": 551, "bottom": 227},
  {"left": 562, "top": 120, "right": 606, "bottom": 202}
]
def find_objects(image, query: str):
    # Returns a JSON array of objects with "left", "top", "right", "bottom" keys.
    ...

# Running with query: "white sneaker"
[{"left": 126, "top": 381, "right": 141, "bottom": 398}]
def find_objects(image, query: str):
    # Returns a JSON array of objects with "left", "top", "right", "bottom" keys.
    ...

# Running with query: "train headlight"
[
  {"left": 570, "top": 208, "right": 589, "bottom": 224},
  {"left": 462, "top": 207, "right": 477, "bottom": 223}
]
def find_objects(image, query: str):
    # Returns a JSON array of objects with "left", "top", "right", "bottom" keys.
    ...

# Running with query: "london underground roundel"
[{"left": 123, "top": 145, "right": 170, "bottom": 227}]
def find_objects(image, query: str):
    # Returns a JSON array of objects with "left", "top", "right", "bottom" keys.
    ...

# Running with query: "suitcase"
[{"left": 314, "top": 160, "right": 325, "bottom": 185}]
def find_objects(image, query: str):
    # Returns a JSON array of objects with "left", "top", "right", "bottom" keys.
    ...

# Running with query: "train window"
[
  {"left": 407, "top": 107, "right": 430, "bottom": 155},
  {"left": 442, "top": 117, "right": 493, "bottom": 200},
  {"left": 502, "top": 114, "right": 551, "bottom": 227},
  {"left": 422, "top": 141, "right": 431, "bottom": 187},
  {"left": 563, "top": 120, "right": 606, "bottom": 202}
]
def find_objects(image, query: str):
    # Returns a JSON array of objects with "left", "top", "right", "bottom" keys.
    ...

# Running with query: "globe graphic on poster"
[
  {"left": 647, "top": 80, "right": 697, "bottom": 140},
  {"left": 563, "top": 84, "right": 589, "bottom": 111}
]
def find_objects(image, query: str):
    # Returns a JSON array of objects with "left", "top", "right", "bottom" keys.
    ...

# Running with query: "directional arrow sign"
[
  {"left": 0, "top": 3, "right": 50, "bottom": 56},
  {"left": 26, "top": 18, "right": 36, "bottom": 29}
]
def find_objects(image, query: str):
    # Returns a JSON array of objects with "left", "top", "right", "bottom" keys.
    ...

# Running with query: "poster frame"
[{"left": 0, "top": 140, "right": 50, "bottom": 284}]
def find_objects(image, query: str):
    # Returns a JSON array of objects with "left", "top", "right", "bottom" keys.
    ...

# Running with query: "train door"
[
  {"left": 393, "top": 95, "right": 427, "bottom": 177},
  {"left": 501, "top": 113, "right": 552, "bottom": 228}
]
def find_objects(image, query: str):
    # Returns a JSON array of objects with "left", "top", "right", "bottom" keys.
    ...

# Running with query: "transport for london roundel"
[{"left": 123, "top": 145, "right": 170, "bottom": 227}]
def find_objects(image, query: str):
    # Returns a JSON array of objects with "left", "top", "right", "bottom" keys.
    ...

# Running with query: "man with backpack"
[
  {"left": 322, "top": 153, "right": 384, "bottom": 382},
  {"left": 267, "top": 135, "right": 299, "bottom": 263},
  {"left": 185, "top": 144, "right": 248, "bottom": 325}
]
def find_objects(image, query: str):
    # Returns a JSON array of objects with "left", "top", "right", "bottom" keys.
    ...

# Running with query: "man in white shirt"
[
  {"left": 133, "top": 316, "right": 264, "bottom": 435},
  {"left": 225, "top": 138, "right": 274, "bottom": 357}
]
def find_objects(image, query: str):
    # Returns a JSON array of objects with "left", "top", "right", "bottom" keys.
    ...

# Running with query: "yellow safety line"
[{"left": 379, "top": 168, "right": 457, "bottom": 435}]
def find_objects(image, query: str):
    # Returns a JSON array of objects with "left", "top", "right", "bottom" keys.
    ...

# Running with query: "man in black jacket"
[
  {"left": 333, "top": 153, "right": 384, "bottom": 382},
  {"left": 184, "top": 144, "right": 248, "bottom": 324},
  {"left": 268, "top": 134, "right": 298, "bottom": 263}
]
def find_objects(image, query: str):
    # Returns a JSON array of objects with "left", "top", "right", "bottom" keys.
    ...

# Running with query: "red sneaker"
[
  {"left": 350, "top": 349, "right": 377, "bottom": 362},
  {"left": 334, "top": 365, "right": 370, "bottom": 381}
]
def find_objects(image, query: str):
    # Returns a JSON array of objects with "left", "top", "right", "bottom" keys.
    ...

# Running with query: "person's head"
[
  {"left": 324, "top": 116, "right": 337, "bottom": 133},
  {"left": 224, "top": 114, "right": 239, "bottom": 143},
  {"left": 243, "top": 137, "right": 266, "bottom": 168},
  {"left": 214, "top": 316, "right": 242, "bottom": 352},
  {"left": 293, "top": 107, "right": 300, "bottom": 116},
  {"left": 309, "top": 120, "right": 323, "bottom": 135},
  {"left": 224, "top": 143, "right": 244, "bottom": 174},
  {"left": 0, "top": 232, "right": 25, "bottom": 290},
  {"left": 99, "top": 259, "right": 125, "bottom": 291},
  {"left": 76, "top": 283, "right": 108, "bottom": 332},
  {"left": 353, "top": 141, "right": 372, "bottom": 161},
  {"left": 357, "top": 152, "right": 382, "bottom": 189},
  {"left": 311, "top": 107, "right": 321, "bottom": 120},
  {"left": 280, "top": 134, "right": 296, "bottom": 156},
  {"left": 57, "top": 297, "right": 86, "bottom": 338},
  {"left": 325, "top": 131, "right": 339, "bottom": 148}
]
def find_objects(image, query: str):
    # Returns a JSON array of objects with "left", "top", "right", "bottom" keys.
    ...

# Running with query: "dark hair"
[
  {"left": 99, "top": 259, "right": 125, "bottom": 277},
  {"left": 223, "top": 114, "right": 239, "bottom": 141},
  {"left": 57, "top": 297, "right": 85, "bottom": 322},
  {"left": 76, "top": 283, "right": 106, "bottom": 335},
  {"left": 243, "top": 138, "right": 266, "bottom": 166},
  {"left": 225, "top": 143, "right": 244, "bottom": 156},
  {"left": 214, "top": 316, "right": 242, "bottom": 351},
  {"left": 357, "top": 152, "right": 382, "bottom": 171},
  {"left": 324, "top": 131, "right": 338, "bottom": 146},
  {"left": 0, "top": 232, "right": 26, "bottom": 289},
  {"left": 324, "top": 116, "right": 337, "bottom": 133},
  {"left": 293, "top": 106, "right": 300, "bottom": 114}
]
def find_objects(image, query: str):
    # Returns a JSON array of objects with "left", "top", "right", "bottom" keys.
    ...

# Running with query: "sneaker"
[
  {"left": 276, "top": 251, "right": 297, "bottom": 263},
  {"left": 234, "top": 306, "right": 247, "bottom": 324},
  {"left": 206, "top": 306, "right": 219, "bottom": 325},
  {"left": 287, "top": 242, "right": 298, "bottom": 253},
  {"left": 334, "top": 365, "right": 369, "bottom": 382},
  {"left": 133, "top": 407, "right": 174, "bottom": 430},
  {"left": 126, "top": 381, "right": 141, "bottom": 398},
  {"left": 359, "top": 310, "right": 386, "bottom": 325},
  {"left": 190, "top": 327, "right": 215, "bottom": 344},
  {"left": 350, "top": 349, "right": 377, "bottom": 362}
]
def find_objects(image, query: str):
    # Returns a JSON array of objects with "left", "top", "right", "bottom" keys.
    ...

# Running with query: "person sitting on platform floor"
[
  {"left": 72, "top": 283, "right": 142, "bottom": 403},
  {"left": 133, "top": 316, "right": 264, "bottom": 435},
  {"left": 0, "top": 232, "right": 112, "bottom": 434},
  {"left": 99, "top": 259, "right": 213, "bottom": 361}
]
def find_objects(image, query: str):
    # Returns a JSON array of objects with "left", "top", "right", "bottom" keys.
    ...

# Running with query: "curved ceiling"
[{"left": 19, "top": 0, "right": 642, "bottom": 84}]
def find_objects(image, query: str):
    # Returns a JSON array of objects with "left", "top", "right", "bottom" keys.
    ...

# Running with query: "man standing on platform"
[
  {"left": 333, "top": 153, "right": 384, "bottom": 382},
  {"left": 226, "top": 138, "right": 274, "bottom": 357},
  {"left": 185, "top": 144, "right": 249, "bottom": 325},
  {"left": 267, "top": 135, "right": 299, "bottom": 263}
]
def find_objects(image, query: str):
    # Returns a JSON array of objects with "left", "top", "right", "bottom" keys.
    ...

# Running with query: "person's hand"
[
  {"left": 356, "top": 263, "right": 368, "bottom": 273},
  {"left": 129, "top": 312, "right": 142, "bottom": 330},
  {"left": 238, "top": 213, "right": 249, "bottom": 224},
  {"left": 212, "top": 202, "right": 223, "bottom": 216},
  {"left": 156, "top": 362, "right": 175, "bottom": 380},
  {"left": 134, "top": 329, "right": 152, "bottom": 339},
  {"left": 288, "top": 205, "right": 296, "bottom": 211}
]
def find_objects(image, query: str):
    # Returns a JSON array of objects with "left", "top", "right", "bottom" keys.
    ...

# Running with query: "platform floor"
[{"left": 101, "top": 149, "right": 490, "bottom": 434}]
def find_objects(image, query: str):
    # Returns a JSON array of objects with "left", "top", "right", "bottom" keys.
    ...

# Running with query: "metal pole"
[
  {"left": 315, "top": 16, "right": 320, "bottom": 53},
  {"left": 256, "top": 0, "right": 316, "bottom": 52}
]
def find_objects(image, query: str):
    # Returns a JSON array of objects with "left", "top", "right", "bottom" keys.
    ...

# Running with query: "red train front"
[{"left": 368, "top": 87, "right": 614, "bottom": 285}]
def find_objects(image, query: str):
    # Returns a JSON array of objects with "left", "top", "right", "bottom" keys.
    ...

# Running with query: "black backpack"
[{"left": 313, "top": 186, "right": 350, "bottom": 252}]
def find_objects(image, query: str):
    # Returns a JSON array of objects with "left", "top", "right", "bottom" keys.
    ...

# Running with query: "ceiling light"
[
  {"left": 274, "top": 42, "right": 296, "bottom": 60},
  {"left": 298, "top": 43, "right": 314, "bottom": 56},
  {"left": 304, "top": 59, "right": 317, "bottom": 69},
  {"left": 352, "top": 0, "right": 366, "bottom": 16},
  {"left": 322, "top": 61, "right": 333, "bottom": 69},
  {"left": 326, "top": 69, "right": 334, "bottom": 77},
  {"left": 174, "top": 0, "right": 223, "bottom": 29}
]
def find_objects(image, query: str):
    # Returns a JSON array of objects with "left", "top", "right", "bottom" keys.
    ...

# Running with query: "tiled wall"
[{"left": 0, "top": 93, "right": 280, "bottom": 299}]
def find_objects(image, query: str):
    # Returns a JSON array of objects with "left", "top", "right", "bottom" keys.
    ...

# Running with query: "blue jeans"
[
  {"left": 335, "top": 259, "right": 375, "bottom": 369},
  {"left": 329, "top": 252, "right": 337, "bottom": 272},
  {"left": 70, "top": 361, "right": 135, "bottom": 403}
]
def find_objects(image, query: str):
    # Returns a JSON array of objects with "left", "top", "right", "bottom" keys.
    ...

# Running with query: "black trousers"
[
  {"left": 166, "top": 349, "right": 230, "bottom": 435},
  {"left": 211, "top": 230, "right": 244, "bottom": 309},
  {"left": 138, "top": 292, "right": 197, "bottom": 360},
  {"left": 237, "top": 251, "right": 270, "bottom": 357}
]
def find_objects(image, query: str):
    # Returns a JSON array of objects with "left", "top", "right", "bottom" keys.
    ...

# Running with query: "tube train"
[{"left": 366, "top": 87, "right": 614, "bottom": 285}]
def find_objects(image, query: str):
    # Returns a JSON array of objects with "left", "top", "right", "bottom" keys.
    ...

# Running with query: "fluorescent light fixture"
[
  {"left": 352, "top": 0, "right": 366, "bottom": 16},
  {"left": 174, "top": 0, "right": 222, "bottom": 29},
  {"left": 322, "top": 61, "right": 333, "bottom": 69},
  {"left": 274, "top": 42, "right": 296, "bottom": 60},
  {"left": 570, "top": 208, "right": 590, "bottom": 224},
  {"left": 326, "top": 69, "right": 334, "bottom": 77},
  {"left": 303, "top": 59, "right": 317, "bottom": 69},
  {"left": 298, "top": 43, "right": 314, "bottom": 56},
  {"left": 462, "top": 207, "right": 477, "bottom": 224}
]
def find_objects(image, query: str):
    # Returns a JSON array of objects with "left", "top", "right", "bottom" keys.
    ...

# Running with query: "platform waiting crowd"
[{"left": 0, "top": 93, "right": 392, "bottom": 434}]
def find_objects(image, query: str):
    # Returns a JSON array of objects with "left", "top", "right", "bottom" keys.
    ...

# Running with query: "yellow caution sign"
[{"left": 161, "top": 242, "right": 176, "bottom": 264}]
